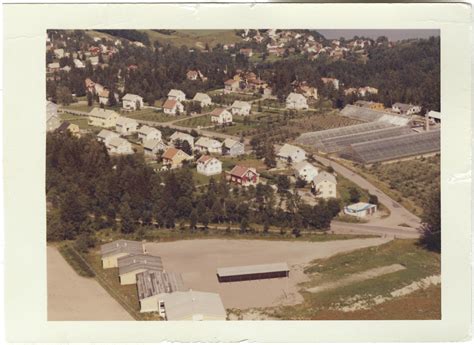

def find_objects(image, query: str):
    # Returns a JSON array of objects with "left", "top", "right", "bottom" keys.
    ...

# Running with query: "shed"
[
  {"left": 217, "top": 262, "right": 289, "bottom": 283},
  {"left": 117, "top": 254, "right": 164, "bottom": 285},
  {"left": 159, "top": 291, "right": 227, "bottom": 320},
  {"left": 100, "top": 239, "right": 145, "bottom": 268}
]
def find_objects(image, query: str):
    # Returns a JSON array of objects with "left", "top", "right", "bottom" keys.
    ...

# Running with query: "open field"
[
  {"left": 142, "top": 30, "right": 243, "bottom": 49},
  {"left": 47, "top": 246, "right": 133, "bottom": 321},
  {"left": 288, "top": 111, "right": 362, "bottom": 133},
  {"left": 59, "top": 113, "right": 90, "bottom": 130},
  {"left": 126, "top": 109, "right": 187, "bottom": 122},
  {"left": 144, "top": 237, "right": 392, "bottom": 310},
  {"left": 174, "top": 115, "right": 213, "bottom": 128},
  {"left": 266, "top": 239, "right": 440, "bottom": 320}
]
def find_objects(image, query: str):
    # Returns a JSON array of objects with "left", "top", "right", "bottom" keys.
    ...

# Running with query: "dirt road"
[
  {"left": 145, "top": 237, "right": 392, "bottom": 310},
  {"left": 47, "top": 246, "right": 132, "bottom": 321}
]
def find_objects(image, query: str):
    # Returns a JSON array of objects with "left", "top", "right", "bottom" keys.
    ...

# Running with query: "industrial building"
[
  {"left": 137, "top": 270, "right": 187, "bottom": 313},
  {"left": 344, "top": 202, "right": 378, "bottom": 218},
  {"left": 217, "top": 262, "right": 289, "bottom": 283},
  {"left": 100, "top": 239, "right": 146, "bottom": 269},
  {"left": 158, "top": 291, "right": 227, "bottom": 320},
  {"left": 117, "top": 254, "right": 163, "bottom": 285},
  {"left": 340, "top": 104, "right": 411, "bottom": 126}
]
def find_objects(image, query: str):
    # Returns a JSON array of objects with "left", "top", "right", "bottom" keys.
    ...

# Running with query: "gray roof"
[
  {"left": 138, "top": 125, "right": 160, "bottom": 136},
  {"left": 217, "top": 262, "right": 289, "bottom": 277},
  {"left": 89, "top": 108, "right": 119, "bottom": 119},
  {"left": 160, "top": 291, "right": 227, "bottom": 320},
  {"left": 193, "top": 92, "right": 211, "bottom": 102},
  {"left": 122, "top": 93, "right": 142, "bottom": 102},
  {"left": 137, "top": 270, "right": 186, "bottom": 300},
  {"left": 143, "top": 139, "right": 166, "bottom": 151},
  {"left": 340, "top": 105, "right": 410, "bottom": 126},
  {"left": 116, "top": 116, "right": 138, "bottom": 126},
  {"left": 312, "top": 171, "right": 337, "bottom": 186},
  {"left": 223, "top": 138, "right": 243, "bottom": 149},
  {"left": 100, "top": 239, "right": 144, "bottom": 258},
  {"left": 97, "top": 129, "right": 119, "bottom": 140},
  {"left": 108, "top": 137, "right": 130, "bottom": 148},
  {"left": 117, "top": 254, "right": 164, "bottom": 275}
]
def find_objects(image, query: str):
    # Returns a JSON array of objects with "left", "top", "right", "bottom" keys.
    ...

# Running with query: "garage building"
[
  {"left": 217, "top": 262, "right": 289, "bottom": 283},
  {"left": 100, "top": 239, "right": 145, "bottom": 269},
  {"left": 117, "top": 254, "right": 163, "bottom": 285}
]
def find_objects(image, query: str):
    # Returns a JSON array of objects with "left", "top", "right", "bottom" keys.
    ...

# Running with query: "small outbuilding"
[
  {"left": 217, "top": 262, "right": 289, "bottom": 283},
  {"left": 100, "top": 240, "right": 146, "bottom": 269},
  {"left": 117, "top": 254, "right": 164, "bottom": 285},
  {"left": 344, "top": 202, "right": 377, "bottom": 218}
]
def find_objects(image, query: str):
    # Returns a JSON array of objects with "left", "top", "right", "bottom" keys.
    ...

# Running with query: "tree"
[
  {"left": 87, "top": 91, "right": 94, "bottom": 106},
  {"left": 276, "top": 175, "right": 290, "bottom": 193},
  {"left": 326, "top": 198, "right": 341, "bottom": 217},
  {"left": 419, "top": 187, "right": 440, "bottom": 252},
  {"left": 189, "top": 209, "right": 198, "bottom": 230},
  {"left": 57, "top": 86, "right": 73, "bottom": 105},
  {"left": 240, "top": 217, "right": 249, "bottom": 233},
  {"left": 263, "top": 142, "right": 276, "bottom": 168},
  {"left": 348, "top": 187, "right": 361, "bottom": 203},
  {"left": 369, "top": 194, "right": 379, "bottom": 206},
  {"left": 108, "top": 90, "right": 117, "bottom": 107},
  {"left": 295, "top": 177, "right": 306, "bottom": 188}
]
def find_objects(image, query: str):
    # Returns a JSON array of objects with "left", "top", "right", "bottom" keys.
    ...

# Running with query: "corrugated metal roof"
[
  {"left": 137, "top": 270, "right": 186, "bottom": 300},
  {"left": 217, "top": 262, "right": 289, "bottom": 277},
  {"left": 117, "top": 254, "right": 163, "bottom": 275},
  {"left": 100, "top": 239, "right": 144, "bottom": 258},
  {"left": 161, "top": 291, "right": 227, "bottom": 320}
]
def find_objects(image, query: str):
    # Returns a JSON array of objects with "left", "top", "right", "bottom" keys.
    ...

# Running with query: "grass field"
[
  {"left": 142, "top": 30, "right": 243, "bottom": 49},
  {"left": 267, "top": 239, "right": 440, "bottom": 320},
  {"left": 58, "top": 244, "right": 95, "bottom": 277},
  {"left": 288, "top": 111, "right": 362, "bottom": 132},
  {"left": 126, "top": 109, "right": 187, "bottom": 122},
  {"left": 349, "top": 156, "right": 440, "bottom": 216},
  {"left": 174, "top": 115, "right": 213, "bottom": 128},
  {"left": 59, "top": 113, "right": 90, "bottom": 130}
]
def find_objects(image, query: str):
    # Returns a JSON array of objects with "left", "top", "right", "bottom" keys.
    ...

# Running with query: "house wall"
[
  {"left": 102, "top": 253, "right": 129, "bottom": 268},
  {"left": 88, "top": 115, "right": 118, "bottom": 128},
  {"left": 119, "top": 269, "right": 147, "bottom": 285},
  {"left": 218, "top": 270, "right": 289, "bottom": 283},
  {"left": 139, "top": 296, "right": 159, "bottom": 313}
]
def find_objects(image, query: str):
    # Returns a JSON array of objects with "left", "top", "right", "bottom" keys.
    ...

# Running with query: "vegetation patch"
[{"left": 58, "top": 244, "right": 95, "bottom": 277}]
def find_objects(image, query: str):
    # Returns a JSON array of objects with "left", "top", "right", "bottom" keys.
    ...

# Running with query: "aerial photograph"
[{"left": 46, "top": 29, "right": 441, "bottom": 321}]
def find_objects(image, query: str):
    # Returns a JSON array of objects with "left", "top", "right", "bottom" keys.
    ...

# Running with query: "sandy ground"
[
  {"left": 47, "top": 246, "right": 133, "bottom": 321},
  {"left": 306, "top": 263, "right": 406, "bottom": 293},
  {"left": 145, "top": 237, "right": 392, "bottom": 309}
]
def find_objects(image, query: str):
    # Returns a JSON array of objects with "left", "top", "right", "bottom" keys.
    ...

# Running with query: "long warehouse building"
[{"left": 217, "top": 262, "right": 289, "bottom": 283}]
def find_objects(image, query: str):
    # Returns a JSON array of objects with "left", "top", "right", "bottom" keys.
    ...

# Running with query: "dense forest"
[
  {"left": 46, "top": 133, "right": 340, "bottom": 241},
  {"left": 47, "top": 30, "right": 440, "bottom": 111}
]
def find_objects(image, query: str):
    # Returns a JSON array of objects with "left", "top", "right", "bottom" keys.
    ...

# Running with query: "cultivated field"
[
  {"left": 47, "top": 246, "right": 133, "bottom": 321},
  {"left": 144, "top": 237, "right": 392, "bottom": 310}
]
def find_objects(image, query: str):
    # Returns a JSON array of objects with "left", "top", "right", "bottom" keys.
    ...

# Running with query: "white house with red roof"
[
  {"left": 196, "top": 155, "right": 223, "bottom": 176},
  {"left": 226, "top": 165, "right": 259, "bottom": 186},
  {"left": 210, "top": 108, "right": 233, "bottom": 125},
  {"left": 163, "top": 99, "right": 184, "bottom": 115}
]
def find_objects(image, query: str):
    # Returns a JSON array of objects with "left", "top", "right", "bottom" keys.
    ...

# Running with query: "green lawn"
[
  {"left": 126, "top": 109, "right": 187, "bottom": 123},
  {"left": 63, "top": 103, "right": 95, "bottom": 113},
  {"left": 267, "top": 239, "right": 440, "bottom": 320},
  {"left": 174, "top": 115, "right": 213, "bottom": 128},
  {"left": 142, "top": 30, "right": 243, "bottom": 49}
]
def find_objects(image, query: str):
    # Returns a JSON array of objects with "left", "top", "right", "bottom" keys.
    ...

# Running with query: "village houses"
[
  {"left": 56, "top": 121, "right": 80, "bottom": 137},
  {"left": 321, "top": 77, "right": 340, "bottom": 90},
  {"left": 210, "top": 108, "right": 233, "bottom": 125},
  {"left": 195, "top": 137, "right": 222, "bottom": 154},
  {"left": 143, "top": 139, "right": 167, "bottom": 158},
  {"left": 115, "top": 117, "right": 139, "bottom": 135},
  {"left": 98, "top": 89, "right": 119, "bottom": 106},
  {"left": 286, "top": 92, "right": 309, "bottom": 110},
  {"left": 192, "top": 93, "right": 213, "bottom": 107},
  {"left": 163, "top": 99, "right": 184, "bottom": 115},
  {"left": 167, "top": 89, "right": 186, "bottom": 102},
  {"left": 88, "top": 108, "right": 120, "bottom": 128},
  {"left": 137, "top": 125, "right": 162, "bottom": 142},
  {"left": 355, "top": 100, "right": 385, "bottom": 111},
  {"left": 392, "top": 102, "right": 422, "bottom": 115},
  {"left": 106, "top": 137, "right": 134, "bottom": 155},
  {"left": 293, "top": 161, "right": 319, "bottom": 183},
  {"left": 97, "top": 129, "right": 120, "bottom": 145},
  {"left": 230, "top": 101, "right": 251, "bottom": 116},
  {"left": 224, "top": 79, "right": 240, "bottom": 94},
  {"left": 277, "top": 143, "right": 307, "bottom": 163},
  {"left": 226, "top": 165, "right": 260, "bottom": 186},
  {"left": 170, "top": 131, "right": 195, "bottom": 149},
  {"left": 196, "top": 155, "right": 223, "bottom": 176},
  {"left": 222, "top": 138, "right": 245, "bottom": 156},
  {"left": 311, "top": 171, "right": 337, "bottom": 199},
  {"left": 122, "top": 93, "right": 144, "bottom": 111},
  {"left": 162, "top": 148, "right": 192, "bottom": 169}
]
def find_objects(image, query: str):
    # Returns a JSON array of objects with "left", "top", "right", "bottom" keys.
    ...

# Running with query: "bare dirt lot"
[
  {"left": 145, "top": 237, "right": 392, "bottom": 310},
  {"left": 47, "top": 246, "right": 133, "bottom": 321}
]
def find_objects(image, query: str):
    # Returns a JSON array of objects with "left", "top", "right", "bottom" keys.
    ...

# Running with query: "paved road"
[
  {"left": 330, "top": 221, "right": 420, "bottom": 239},
  {"left": 313, "top": 153, "right": 421, "bottom": 230}
]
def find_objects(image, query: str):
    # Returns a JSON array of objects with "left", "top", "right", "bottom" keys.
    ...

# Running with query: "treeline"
[
  {"left": 46, "top": 133, "right": 341, "bottom": 241},
  {"left": 96, "top": 30, "right": 150, "bottom": 45}
]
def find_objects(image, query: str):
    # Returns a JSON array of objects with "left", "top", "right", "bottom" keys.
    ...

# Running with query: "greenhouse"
[
  {"left": 317, "top": 126, "right": 414, "bottom": 153},
  {"left": 341, "top": 129, "right": 440, "bottom": 164},
  {"left": 340, "top": 105, "right": 411, "bottom": 126}
]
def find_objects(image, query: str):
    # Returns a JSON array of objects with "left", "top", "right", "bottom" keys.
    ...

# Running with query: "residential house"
[
  {"left": 226, "top": 165, "right": 260, "bottom": 186},
  {"left": 196, "top": 155, "right": 223, "bottom": 176},
  {"left": 47, "top": 62, "right": 60, "bottom": 73},
  {"left": 195, "top": 137, "right": 222, "bottom": 154},
  {"left": 277, "top": 143, "right": 307, "bottom": 163},
  {"left": 311, "top": 171, "right": 337, "bottom": 199},
  {"left": 296, "top": 85, "right": 318, "bottom": 99},
  {"left": 122, "top": 93, "right": 144, "bottom": 111},
  {"left": 239, "top": 48, "right": 253, "bottom": 57},
  {"left": 53, "top": 48, "right": 64, "bottom": 59},
  {"left": 230, "top": 101, "right": 251, "bottom": 116},
  {"left": 138, "top": 125, "right": 162, "bottom": 142},
  {"left": 321, "top": 77, "right": 340, "bottom": 90},
  {"left": 89, "top": 56, "right": 99, "bottom": 66},
  {"left": 56, "top": 121, "right": 80, "bottom": 137},
  {"left": 88, "top": 108, "right": 119, "bottom": 128},
  {"left": 97, "top": 129, "right": 120, "bottom": 144},
  {"left": 392, "top": 103, "right": 422, "bottom": 115},
  {"left": 286, "top": 93, "right": 308, "bottom": 110},
  {"left": 46, "top": 101, "right": 61, "bottom": 132},
  {"left": 170, "top": 131, "right": 194, "bottom": 149},
  {"left": 167, "top": 89, "right": 186, "bottom": 102},
  {"left": 344, "top": 202, "right": 377, "bottom": 218},
  {"left": 61, "top": 65, "right": 71, "bottom": 72},
  {"left": 115, "top": 117, "right": 139, "bottom": 135},
  {"left": 428, "top": 110, "right": 441, "bottom": 123},
  {"left": 358, "top": 86, "right": 378, "bottom": 96},
  {"left": 73, "top": 59, "right": 85, "bottom": 69},
  {"left": 293, "top": 161, "right": 319, "bottom": 183},
  {"left": 100, "top": 239, "right": 146, "bottom": 269},
  {"left": 210, "top": 108, "right": 233, "bottom": 125},
  {"left": 163, "top": 99, "right": 184, "bottom": 115},
  {"left": 354, "top": 100, "right": 385, "bottom": 111},
  {"left": 162, "top": 148, "right": 192, "bottom": 169},
  {"left": 224, "top": 79, "right": 240, "bottom": 94},
  {"left": 192, "top": 93, "right": 212, "bottom": 107},
  {"left": 117, "top": 254, "right": 163, "bottom": 285},
  {"left": 143, "top": 139, "right": 167, "bottom": 158},
  {"left": 106, "top": 137, "right": 134, "bottom": 155},
  {"left": 222, "top": 138, "right": 245, "bottom": 156},
  {"left": 186, "top": 70, "right": 199, "bottom": 80}
]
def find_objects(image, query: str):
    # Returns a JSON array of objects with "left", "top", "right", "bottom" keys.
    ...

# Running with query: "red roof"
[
  {"left": 228, "top": 165, "right": 256, "bottom": 178},
  {"left": 210, "top": 108, "right": 227, "bottom": 116},
  {"left": 197, "top": 155, "right": 212, "bottom": 163},
  {"left": 162, "top": 147, "right": 180, "bottom": 160},
  {"left": 224, "top": 79, "right": 237, "bottom": 85},
  {"left": 163, "top": 99, "right": 177, "bottom": 109}
]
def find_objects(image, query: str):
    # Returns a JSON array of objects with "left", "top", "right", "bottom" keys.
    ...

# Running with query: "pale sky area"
[{"left": 316, "top": 29, "right": 439, "bottom": 41}]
